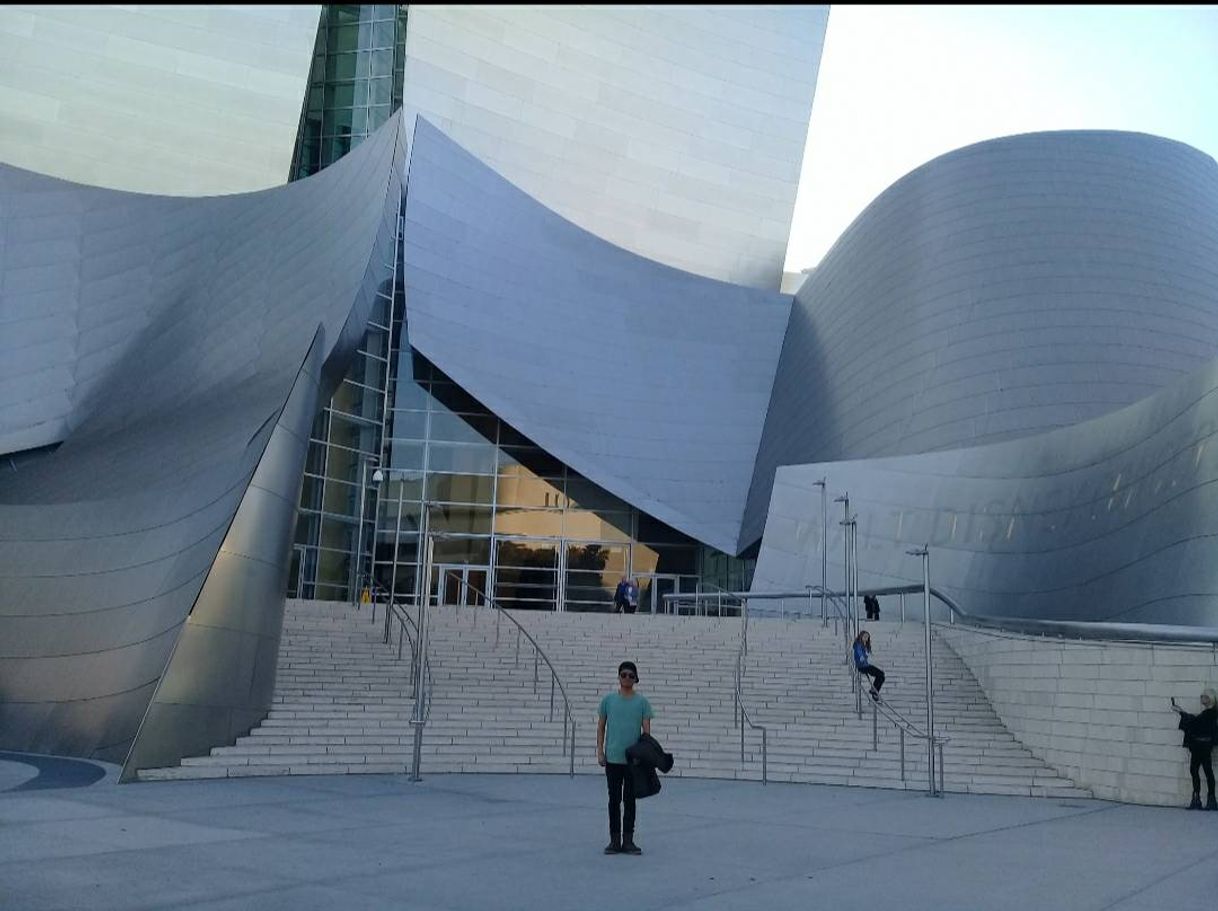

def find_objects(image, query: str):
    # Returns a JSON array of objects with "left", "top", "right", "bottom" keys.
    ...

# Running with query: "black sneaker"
[
  {"left": 621, "top": 840, "right": 642, "bottom": 855},
  {"left": 604, "top": 841, "right": 621, "bottom": 854},
  {"left": 1187, "top": 795, "right": 1202, "bottom": 810},
  {"left": 1207, "top": 795, "right": 1218, "bottom": 811}
]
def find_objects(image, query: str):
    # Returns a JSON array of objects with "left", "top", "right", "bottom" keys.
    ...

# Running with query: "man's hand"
[{"left": 597, "top": 750, "right": 607, "bottom": 767}]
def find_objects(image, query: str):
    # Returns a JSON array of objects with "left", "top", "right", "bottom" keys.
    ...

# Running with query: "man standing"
[{"left": 597, "top": 660, "right": 653, "bottom": 855}]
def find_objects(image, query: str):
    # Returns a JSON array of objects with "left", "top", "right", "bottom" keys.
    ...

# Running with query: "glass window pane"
[
  {"left": 300, "top": 474, "right": 323, "bottom": 512},
  {"left": 432, "top": 537, "right": 491, "bottom": 563},
  {"left": 373, "top": 20, "right": 395, "bottom": 47},
  {"left": 325, "top": 83, "right": 356, "bottom": 108},
  {"left": 427, "top": 472, "right": 494, "bottom": 505},
  {"left": 370, "top": 48, "right": 393, "bottom": 77},
  {"left": 325, "top": 52, "right": 358, "bottom": 82},
  {"left": 496, "top": 471, "right": 564, "bottom": 509},
  {"left": 389, "top": 410, "right": 427, "bottom": 441},
  {"left": 314, "top": 547, "right": 349, "bottom": 588},
  {"left": 387, "top": 442, "right": 425, "bottom": 472},
  {"left": 495, "top": 539, "right": 559, "bottom": 569},
  {"left": 369, "top": 77, "right": 392, "bottom": 105},
  {"left": 429, "top": 411, "right": 495, "bottom": 444},
  {"left": 495, "top": 508, "right": 563, "bottom": 538},
  {"left": 563, "top": 509, "right": 632, "bottom": 543},
  {"left": 327, "top": 412, "right": 378, "bottom": 453},
  {"left": 428, "top": 443, "right": 497, "bottom": 474},
  {"left": 566, "top": 475, "right": 629, "bottom": 512},
  {"left": 498, "top": 446, "right": 563, "bottom": 478},
  {"left": 430, "top": 505, "right": 493, "bottom": 535}
]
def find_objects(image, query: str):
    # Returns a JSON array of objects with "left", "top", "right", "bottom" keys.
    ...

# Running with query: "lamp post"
[
  {"left": 833, "top": 492, "right": 850, "bottom": 628},
  {"left": 812, "top": 478, "right": 827, "bottom": 625},
  {"left": 350, "top": 455, "right": 381, "bottom": 606},
  {"left": 906, "top": 543, "right": 936, "bottom": 796}
]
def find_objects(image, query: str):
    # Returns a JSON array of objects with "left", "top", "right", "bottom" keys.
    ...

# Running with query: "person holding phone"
[{"left": 1172, "top": 688, "right": 1217, "bottom": 810}]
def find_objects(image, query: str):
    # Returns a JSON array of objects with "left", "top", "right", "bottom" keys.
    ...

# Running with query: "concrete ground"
[{"left": 1, "top": 751, "right": 1215, "bottom": 911}]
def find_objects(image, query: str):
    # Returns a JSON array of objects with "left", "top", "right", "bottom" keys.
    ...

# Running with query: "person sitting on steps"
[{"left": 852, "top": 630, "right": 885, "bottom": 701}]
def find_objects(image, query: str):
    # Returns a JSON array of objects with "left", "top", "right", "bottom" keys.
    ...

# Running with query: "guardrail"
[{"left": 442, "top": 570, "right": 578, "bottom": 778}]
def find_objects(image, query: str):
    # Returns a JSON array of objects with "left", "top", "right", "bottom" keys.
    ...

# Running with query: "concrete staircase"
[{"left": 140, "top": 599, "right": 1090, "bottom": 798}]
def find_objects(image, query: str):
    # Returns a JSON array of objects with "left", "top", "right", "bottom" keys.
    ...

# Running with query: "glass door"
[
  {"left": 492, "top": 537, "right": 559, "bottom": 610},
  {"left": 430, "top": 563, "right": 489, "bottom": 607},
  {"left": 562, "top": 542, "right": 629, "bottom": 612}
]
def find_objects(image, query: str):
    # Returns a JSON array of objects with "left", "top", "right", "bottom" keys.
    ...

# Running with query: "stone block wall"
[{"left": 939, "top": 625, "right": 1218, "bottom": 806}]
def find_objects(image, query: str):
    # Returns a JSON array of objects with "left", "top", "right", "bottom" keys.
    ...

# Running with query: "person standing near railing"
[
  {"left": 597, "top": 660, "right": 653, "bottom": 855},
  {"left": 1172, "top": 688, "right": 1217, "bottom": 810},
  {"left": 852, "top": 630, "right": 886, "bottom": 701}
]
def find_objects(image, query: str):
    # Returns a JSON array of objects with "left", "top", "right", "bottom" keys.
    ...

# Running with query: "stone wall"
[{"left": 939, "top": 625, "right": 1218, "bottom": 806}]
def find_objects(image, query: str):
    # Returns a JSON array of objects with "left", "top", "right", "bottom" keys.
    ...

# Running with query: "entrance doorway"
[
  {"left": 637, "top": 574, "right": 700, "bottom": 614},
  {"left": 430, "top": 563, "right": 489, "bottom": 607}
]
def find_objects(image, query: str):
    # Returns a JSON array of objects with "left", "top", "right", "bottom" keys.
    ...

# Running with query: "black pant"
[
  {"left": 1189, "top": 747, "right": 1215, "bottom": 797},
  {"left": 605, "top": 762, "right": 636, "bottom": 840},
  {"left": 860, "top": 665, "right": 885, "bottom": 692}
]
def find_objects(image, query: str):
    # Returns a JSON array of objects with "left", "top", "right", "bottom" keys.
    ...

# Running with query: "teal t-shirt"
[{"left": 598, "top": 691, "right": 654, "bottom": 764}]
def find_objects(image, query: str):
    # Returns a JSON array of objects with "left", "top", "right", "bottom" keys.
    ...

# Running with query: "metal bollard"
[
  {"left": 872, "top": 698, "right": 878, "bottom": 751},
  {"left": 937, "top": 741, "right": 945, "bottom": 796}
]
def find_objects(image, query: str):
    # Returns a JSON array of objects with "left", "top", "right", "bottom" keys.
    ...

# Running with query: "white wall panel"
[
  {"left": 403, "top": 4, "right": 827, "bottom": 289},
  {"left": 0, "top": 5, "right": 319, "bottom": 195}
]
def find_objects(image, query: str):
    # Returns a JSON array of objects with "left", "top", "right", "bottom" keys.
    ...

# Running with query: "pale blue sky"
[{"left": 784, "top": 4, "right": 1218, "bottom": 273}]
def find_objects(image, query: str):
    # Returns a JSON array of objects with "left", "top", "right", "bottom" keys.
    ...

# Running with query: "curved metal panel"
[
  {"left": 753, "top": 353, "right": 1218, "bottom": 627},
  {"left": 402, "top": 5, "right": 827, "bottom": 289},
  {"left": 0, "top": 113, "right": 406, "bottom": 769},
  {"left": 743, "top": 131, "right": 1218, "bottom": 549},
  {"left": 401, "top": 118, "right": 792, "bottom": 554}
]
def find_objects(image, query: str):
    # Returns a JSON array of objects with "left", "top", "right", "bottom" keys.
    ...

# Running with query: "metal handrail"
[
  {"left": 681, "top": 584, "right": 1218, "bottom": 646},
  {"left": 368, "top": 584, "right": 434, "bottom": 719},
  {"left": 858, "top": 673, "right": 948, "bottom": 795},
  {"left": 733, "top": 597, "right": 767, "bottom": 785},
  {"left": 442, "top": 570, "right": 577, "bottom": 777}
]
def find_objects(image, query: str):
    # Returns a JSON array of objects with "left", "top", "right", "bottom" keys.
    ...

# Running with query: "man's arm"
[
  {"left": 597, "top": 715, "right": 607, "bottom": 766},
  {"left": 642, "top": 718, "right": 651, "bottom": 736}
]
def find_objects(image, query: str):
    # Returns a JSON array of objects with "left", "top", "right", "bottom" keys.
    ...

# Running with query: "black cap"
[{"left": 618, "top": 661, "right": 638, "bottom": 680}]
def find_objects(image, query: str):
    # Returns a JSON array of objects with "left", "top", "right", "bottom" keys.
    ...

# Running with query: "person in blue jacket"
[{"left": 852, "top": 630, "right": 885, "bottom": 701}]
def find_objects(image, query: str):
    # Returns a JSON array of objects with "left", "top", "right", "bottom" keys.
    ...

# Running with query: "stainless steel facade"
[
  {"left": 402, "top": 118, "right": 792, "bottom": 556},
  {"left": 752, "top": 351, "right": 1218, "bottom": 626},
  {"left": 0, "top": 114, "right": 404, "bottom": 773},
  {"left": 742, "top": 130, "right": 1218, "bottom": 550},
  {"left": 5, "top": 108, "right": 1218, "bottom": 776}
]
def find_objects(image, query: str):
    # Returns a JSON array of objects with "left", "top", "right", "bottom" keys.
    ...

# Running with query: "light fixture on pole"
[
  {"left": 350, "top": 455, "right": 381, "bottom": 606},
  {"left": 906, "top": 543, "right": 937, "bottom": 797},
  {"left": 812, "top": 478, "right": 827, "bottom": 625}
]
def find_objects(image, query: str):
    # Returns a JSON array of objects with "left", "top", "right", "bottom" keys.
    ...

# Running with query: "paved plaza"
[{"left": 1, "top": 751, "right": 1215, "bottom": 911}]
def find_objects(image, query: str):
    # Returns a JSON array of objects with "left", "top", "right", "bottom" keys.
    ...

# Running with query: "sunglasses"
[{"left": 618, "top": 671, "right": 637, "bottom": 680}]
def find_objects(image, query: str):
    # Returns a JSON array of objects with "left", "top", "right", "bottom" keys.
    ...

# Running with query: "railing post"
[
  {"left": 900, "top": 592, "right": 905, "bottom": 624},
  {"left": 819, "top": 478, "right": 828, "bottom": 627},
  {"left": 533, "top": 648, "right": 538, "bottom": 694},
  {"left": 872, "top": 696, "right": 878, "bottom": 751},
  {"left": 907, "top": 543, "right": 934, "bottom": 796},
  {"left": 570, "top": 719, "right": 576, "bottom": 778},
  {"left": 761, "top": 728, "right": 768, "bottom": 786},
  {"left": 410, "top": 530, "right": 434, "bottom": 783},
  {"left": 937, "top": 740, "right": 945, "bottom": 796},
  {"left": 900, "top": 727, "right": 906, "bottom": 781},
  {"left": 549, "top": 674, "right": 555, "bottom": 721}
]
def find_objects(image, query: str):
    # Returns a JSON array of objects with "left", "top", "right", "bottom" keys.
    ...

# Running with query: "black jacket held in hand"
[
  {"left": 1179, "top": 707, "right": 1217, "bottom": 750},
  {"left": 625, "top": 733, "right": 674, "bottom": 800}
]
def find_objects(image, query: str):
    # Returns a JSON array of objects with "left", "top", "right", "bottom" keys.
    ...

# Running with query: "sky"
[{"left": 783, "top": 4, "right": 1218, "bottom": 273}]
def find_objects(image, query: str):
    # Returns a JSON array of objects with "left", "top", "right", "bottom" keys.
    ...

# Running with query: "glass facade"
[
  {"left": 368, "top": 353, "right": 754, "bottom": 612},
  {"left": 290, "top": 5, "right": 407, "bottom": 179},
  {"left": 284, "top": 3, "right": 754, "bottom": 609}
]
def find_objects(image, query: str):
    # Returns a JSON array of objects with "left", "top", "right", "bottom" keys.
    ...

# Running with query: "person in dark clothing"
[
  {"left": 852, "top": 630, "right": 885, "bottom": 701},
  {"left": 1172, "top": 688, "right": 1217, "bottom": 810},
  {"left": 597, "top": 660, "right": 653, "bottom": 854},
  {"left": 863, "top": 594, "right": 880, "bottom": 621}
]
